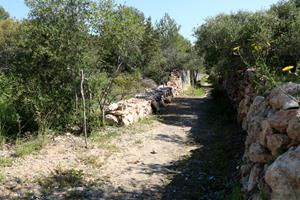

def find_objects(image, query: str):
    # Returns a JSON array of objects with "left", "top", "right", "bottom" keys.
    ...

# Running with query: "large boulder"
[
  {"left": 269, "top": 83, "right": 300, "bottom": 110},
  {"left": 249, "top": 142, "right": 273, "bottom": 163},
  {"left": 265, "top": 145, "right": 300, "bottom": 200},
  {"left": 267, "top": 109, "right": 299, "bottom": 133},
  {"left": 287, "top": 112, "right": 300, "bottom": 142}
]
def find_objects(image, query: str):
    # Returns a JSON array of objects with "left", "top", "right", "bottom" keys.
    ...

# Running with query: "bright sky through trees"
[{"left": 0, "top": 0, "right": 280, "bottom": 42}]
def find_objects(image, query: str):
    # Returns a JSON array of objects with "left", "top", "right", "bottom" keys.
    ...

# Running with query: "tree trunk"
[{"left": 80, "top": 70, "right": 88, "bottom": 148}]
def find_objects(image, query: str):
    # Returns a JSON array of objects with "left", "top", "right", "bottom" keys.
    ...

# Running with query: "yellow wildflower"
[
  {"left": 254, "top": 45, "right": 262, "bottom": 51},
  {"left": 232, "top": 46, "right": 240, "bottom": 51},
  {"left": 282, "top": 65, "right": 294, "bottom": 72}
]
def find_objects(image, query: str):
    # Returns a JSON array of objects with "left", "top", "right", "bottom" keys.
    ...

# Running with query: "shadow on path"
[
  {"left": 0, "top": 91, "right": 245, "bottom": 200},
  {"left": 158, "top": 92, "right": 245, "bottom": 200}
]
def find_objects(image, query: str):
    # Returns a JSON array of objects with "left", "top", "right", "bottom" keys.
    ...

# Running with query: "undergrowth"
[
  {"left": 15, "top": 134, "right": 48, "bottom": 157},
  {"left": 183, "top": 86, "right": 205, "bottom": 97},
  {"left": 38, "top": 168, "right": 85, "bottom": 195},
  {"left": 0, "top": 156, "right": 14, "bottom": 167}
]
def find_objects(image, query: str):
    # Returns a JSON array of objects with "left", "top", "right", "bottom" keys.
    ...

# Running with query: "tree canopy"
[
  {"left": 0, "top": 6, "right": 9, "bottom": 20},
  {"left": 194, "top": 0, "right": 300, "bottom": 93}
]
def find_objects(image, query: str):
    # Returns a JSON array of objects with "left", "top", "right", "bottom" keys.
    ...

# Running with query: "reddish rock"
[
  {"left": 266, "top": 134, "right": 290, "bottom": 156},
  {"left": 287, "top": 112, "right": 300, "bottom": 142},
  {"left": 259, "top": 120, "right": 273, "bottom": 146},
  {"left": 249, "top": 142, "right": 273, "bottom": 163},
  {"left": 267, "top": 109, "right": 299, "bottom": 133}
]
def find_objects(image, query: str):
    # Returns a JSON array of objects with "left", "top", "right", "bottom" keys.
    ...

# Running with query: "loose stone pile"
[
  {"left": 238, "top": 82, "right": 300, "bottom": 199},
  {"left": 104, "top": 70, "right": 190, "bottom": 126}
]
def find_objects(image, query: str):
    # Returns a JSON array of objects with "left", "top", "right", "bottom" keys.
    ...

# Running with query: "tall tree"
[
  {"left": 93, "top": 1, "right": 145, "bottom": 72},
  {"left": 140, "top": 17, "right": 166, "bottom": 82},
  {"left": 19, "top": 0, "right": 95, "bottom": 128},
  {"left": 0, "top": 6, "right": 9, "bottom": 20},
  {"left": 156, "top": 13, "right": 191, "bottom": 71}
]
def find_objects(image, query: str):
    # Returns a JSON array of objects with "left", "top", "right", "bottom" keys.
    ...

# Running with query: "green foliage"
[
  {"left": 157, "top": 14, "right": 193, "bottom": 72},
  {"left": 276, "top": 145, "right": 287, "bottom": 156},
  {"left": 259, "top": 190, "right": 268, "bottom": 200},
  {"left": 195, "top": 0, "right": 300, "bottom": 95},
  {"left": 0, "top": 74, "right": 21, "bottom": 137},
  {"left": 0, "top": 0, "right": 197, "bottom": 142},
  {"left": 95, "top": 3, "right": 146, "bottom": 72},
  {"left": 227, "top": 184, "right": 245, "bottom": 200},
  {"left": 194, "top": 87, "right": 205, "bottom": 96},
  {"left": 38, "top": 168, "right": 84, "bottom": 195},
  {"left": 90, "top": 130, "right": 121, "bottom": 144},
  {"left": 141, "top": 17, "right": 167, "bottom": 83},
  {"left": 0, "top": 6, "right": 9, "bottom": 20},
  {"left": 14, "top": 134, "right": 48, "bottom": 157},
  {"left": 0, "top": 132, "right": 5, "bottom": 147},
  {"left": 182, "top": 86, "right": 204, "bottom": 97},
  {"left": 0, "top": 173, "right": 4, "bottom": 184},
  {"left": 138, "top": 115, "right": 157, "bottom": 124},
  {"left": 79, "top": 154, "right": 103, "bottom": 168},
  {"left": 0, "top": 156, "right": 14, "bottom": 167}
]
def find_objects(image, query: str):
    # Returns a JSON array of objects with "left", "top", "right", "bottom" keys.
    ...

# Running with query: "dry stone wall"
[
  {"left": 227, "top": 70, "right": 300, "bottom": 200},
  {"left": 104, "top": 70, "right": 191, "bottom": 126}
]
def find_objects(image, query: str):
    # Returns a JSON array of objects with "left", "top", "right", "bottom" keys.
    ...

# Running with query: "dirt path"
[{"left": 0, "top": 92, "right": 244, "bottom": 200}]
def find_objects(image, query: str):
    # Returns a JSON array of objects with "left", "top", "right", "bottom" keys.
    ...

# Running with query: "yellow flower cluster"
[{"left": 282, "top": 65, "right": 294, "bottom": 72}]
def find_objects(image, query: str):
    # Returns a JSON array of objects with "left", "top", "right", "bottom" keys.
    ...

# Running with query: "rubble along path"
[{"left": 0, "top": 91, "right": 244, "bottom": 200}]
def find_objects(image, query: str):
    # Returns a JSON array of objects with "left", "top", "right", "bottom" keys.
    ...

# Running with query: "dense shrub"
[
  {"left": 195, "top": 0, "right": 300, "bottom": 94},
  {"left": 0, "top": 0, "right": 200, "bottom": 139}
]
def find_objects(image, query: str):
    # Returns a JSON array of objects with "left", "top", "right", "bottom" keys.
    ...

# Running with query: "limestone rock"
[
  {"left": 247, "top": 96, "right": 266, "bottom": 119},
  {"left": 246, "top": 96, "right": 268, "bottom": 128},
  {"left": 104, "top": 114, "right": 119, "bottom": 125},
  {"left": 247, "top": 164, "right": 263, "bottom": 192},
  {"left": 287, "top": 112, "right": 300, "bottom": 142},
  {"left": 245, "top": 96, "right": 269, "bottom": 147},
  {"left": 107, "top": 103, "right": 118, "bottom": 111},
  {"left": 259, "top": 120, "right": 273, "bottom": 146},
  {"left": 121, "top": 113, "right": 134, "bottom": 126},
  {"left": 238, "top": 97, "right": 250, "bottom": 130},
  {"left": 103, "top": 70, "right": 189, "bottom": 126},
  {"left": 269, "top": 83, "right": 300, "bottom": 110},
  {"left": 249, "top": 142, "right": 273, "bottom": 163},
  {"left": 267, "top": 109, "right": 299, "bottom": 133},
  {"left": 265, "top": 145, "right": 300, "bottom": 200},
  {"left": 266, "top": 134, "right": 290, "bottom": 156}
]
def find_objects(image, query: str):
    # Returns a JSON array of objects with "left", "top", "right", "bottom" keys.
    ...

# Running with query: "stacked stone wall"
[
  {"left": 104, "top": 70, "right": 191, "bottom": 126},
  {"left": 223, "top": 69, "right": 300, "bottom": 200}
]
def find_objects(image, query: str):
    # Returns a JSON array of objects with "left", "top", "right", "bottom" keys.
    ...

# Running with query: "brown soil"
[{"left": 0, "top": 92, "right": 244, "bottom": 200}]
